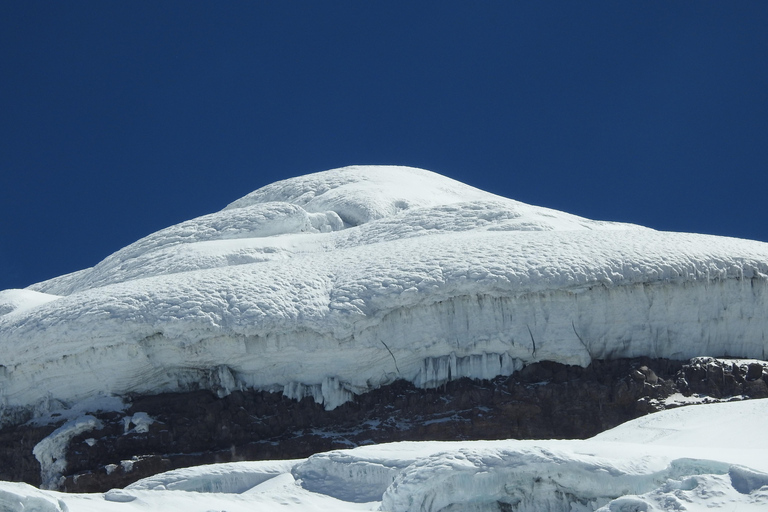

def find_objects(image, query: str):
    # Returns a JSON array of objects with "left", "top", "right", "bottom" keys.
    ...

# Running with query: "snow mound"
[
  {"left": 0, "top": 289, "right": 60, "bottom": 316},
  {"left": 591, "top": 394, "right": 768, "bottom": 449},
  {"left": 223, "top": 165, "right": 499, "bottom": 224},
  {"left": 291, "top": 442, "right": 434, "bottom": 503},
  {"left": 2, "top": 165, "right": 768, "bottom": 422},
  {"left": 0, "top": 482, "right": 68, "bottom": 512},
  {"left": 127, "top": 460, "right": 299, "bottom": 493}
]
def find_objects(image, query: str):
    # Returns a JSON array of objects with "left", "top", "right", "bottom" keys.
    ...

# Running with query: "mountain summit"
[
  {"left": 2, "top": 166, "right": 768, "bottom": 510},
  {"left": 2, "top": 166, "right": 768, "bottom": 421}
]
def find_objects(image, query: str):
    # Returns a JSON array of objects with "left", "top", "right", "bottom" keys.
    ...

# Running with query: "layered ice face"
[{"left": 1, "top": 165, "right": 768, "bottom": 420}]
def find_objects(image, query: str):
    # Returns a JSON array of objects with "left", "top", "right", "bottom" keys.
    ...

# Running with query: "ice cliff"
[{"left": 1, "top": 165, "right": 767, "bottom": 422}]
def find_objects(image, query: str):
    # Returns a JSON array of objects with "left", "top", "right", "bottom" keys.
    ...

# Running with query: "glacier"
[
  {"left": 1, "top": 398, "right": 767, "bottom": 511},
  {"left": 1, "top": 165, "right": 768, "bottom": 422}
]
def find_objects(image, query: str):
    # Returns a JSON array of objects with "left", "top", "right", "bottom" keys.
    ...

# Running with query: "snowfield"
[
  {"left": 1, "top": 398, "right": 767, "bottom": 511},
  {"left": 2, "top": 165, "right": 768, "bottom": 421}
]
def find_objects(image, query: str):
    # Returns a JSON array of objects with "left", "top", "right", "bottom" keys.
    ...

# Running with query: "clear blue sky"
[{"left": 2, "top": 1, "right": 767, "bottom": 291}]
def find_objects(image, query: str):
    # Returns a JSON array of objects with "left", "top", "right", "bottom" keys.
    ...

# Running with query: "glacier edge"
[
  {"left": 3, "top": 166, "right": 768, "bottom": 421},
  {"left": 1, "top": 275, "right": 767, "bottom": 421}
]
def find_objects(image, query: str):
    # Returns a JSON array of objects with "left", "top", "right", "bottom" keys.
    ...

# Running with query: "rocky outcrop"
[{"left": 1, "top": 356, "right": 766, "bottom": 493}]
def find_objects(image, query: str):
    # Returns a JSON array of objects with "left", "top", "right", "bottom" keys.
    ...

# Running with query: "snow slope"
[
  {"left": 2, "top": 398, "right": 767, "bottom": 511},
  {"left": 2, "top": 165, "right": 768, "bottom": 421}
]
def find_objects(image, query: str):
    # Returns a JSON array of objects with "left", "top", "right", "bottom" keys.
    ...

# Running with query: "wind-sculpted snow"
[
  {"left": 1, "top": 400, "right": 767, "bottom": 511},
  {"left": 380, "top": 444, "right": 735, "bottom": 512},
  {"left": 125, "top": 460, "right": 299, "bottom": 493},
  {"left": 2, "top": 165, "right": 768, "bottom": 420},
  {"left": 28, "top": 202, "right": 344, "bottom": 295},
  {"left": 290, "top": 441, "right": 450, "bottom": 503},
  {"left": 223, "top": 165, "right": 498, "bottom": 224}
]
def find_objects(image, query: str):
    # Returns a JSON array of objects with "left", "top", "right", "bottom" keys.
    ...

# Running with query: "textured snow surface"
[
  {"left": 125, "top": 459, "right": 299, "bottom": 493},
  {"left": 2, "top": 165, "right": 768, "bottom": 420},
  {"left": 1, "top": 399, "right": 767, "bottom": 511}
]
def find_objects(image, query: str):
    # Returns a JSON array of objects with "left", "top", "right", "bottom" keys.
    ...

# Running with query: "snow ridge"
[{"left": 2, "top": 165, "right": 768, "bottom": 421}]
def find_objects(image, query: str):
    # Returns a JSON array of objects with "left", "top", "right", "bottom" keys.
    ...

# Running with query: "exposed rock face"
[{"left": 1, "top": 356, "right": 766, "bottom": 493}]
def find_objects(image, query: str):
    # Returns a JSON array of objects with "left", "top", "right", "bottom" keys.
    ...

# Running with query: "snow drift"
[{"left": 1, "top": 165, "right": 768, "bottom": 422}]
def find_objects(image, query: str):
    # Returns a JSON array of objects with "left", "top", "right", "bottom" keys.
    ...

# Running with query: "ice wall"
[{"left": 2, "top": 275, "right": 765, "bottom": 419}]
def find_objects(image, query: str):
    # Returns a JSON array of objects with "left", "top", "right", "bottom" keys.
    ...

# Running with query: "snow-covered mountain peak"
[
  {"left": 27, "top": 165, "right": 640, "bottom": 296},
  {"left": 223, "top": 165, "right": 641, "bottom": 232},
  {"left": 2, "top": 166, "right": 768, "bottom": 421},
  {"left": 223, "top": 165, "right": 502, "bottom": 224}
]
